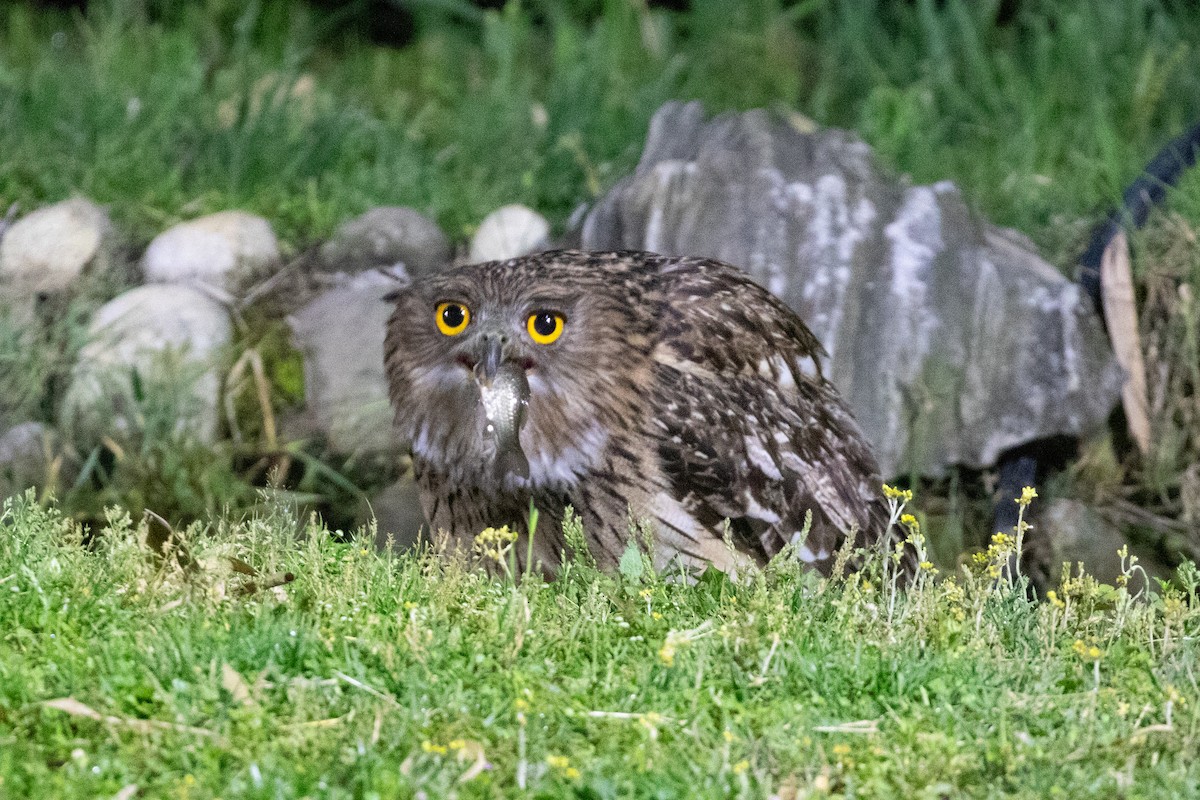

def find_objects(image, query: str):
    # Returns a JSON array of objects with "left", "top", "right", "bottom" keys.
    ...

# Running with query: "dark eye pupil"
[
  {"left": 533, "top": 313, "right": 557, "bottom": 336},
  {"left": 442, "top": 305, "right": 464, "bottom": 327}
]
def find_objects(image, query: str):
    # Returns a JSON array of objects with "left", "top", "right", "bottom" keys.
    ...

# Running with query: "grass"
[
  {"left": 4, "top": 0, "right": 1200, "bottom": 251},
  {"left": 1, "top": 491, "right": 1198, "bottom": 797}
]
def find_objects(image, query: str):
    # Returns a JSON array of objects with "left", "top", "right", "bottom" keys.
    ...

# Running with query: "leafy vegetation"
[{"left": 1, "top": 490, "right": 1198, "bottom": 797}]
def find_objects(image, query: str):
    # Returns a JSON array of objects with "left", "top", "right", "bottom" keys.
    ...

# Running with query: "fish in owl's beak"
[{"left": 473, "top": 333, "right": 531, "bottom": 480}]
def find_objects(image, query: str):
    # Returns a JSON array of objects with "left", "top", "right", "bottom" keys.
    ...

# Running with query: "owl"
[{"left": 385, "top": 249, "right": 910, "bottom": 576}]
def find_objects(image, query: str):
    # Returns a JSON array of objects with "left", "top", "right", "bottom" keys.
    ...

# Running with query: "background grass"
[{"left": 4, "top": 0, "right": 1200, "bottom": 250}]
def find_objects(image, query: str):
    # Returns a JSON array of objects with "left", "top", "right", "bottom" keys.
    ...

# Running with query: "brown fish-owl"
[{"left": 385, "top": 249, "right": 906, "bottom": 575}]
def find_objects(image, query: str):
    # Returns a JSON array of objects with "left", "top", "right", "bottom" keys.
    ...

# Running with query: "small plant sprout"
[
  {"left": 1010, "top": 486, "right": 1037, "bottom": 583},
  {"left": 658, "top": 621, "right": 713, "bottom": 667},
  {"left": 1073, "top": 638, "right": 1104, "bottom": 691},
  {"left": 881, "top": 484, "right": 916, "bottom": 597}
]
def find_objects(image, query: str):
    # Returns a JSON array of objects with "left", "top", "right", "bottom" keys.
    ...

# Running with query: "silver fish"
[{"left": 475, "top": 362, "right": 530, "bottom": 480}]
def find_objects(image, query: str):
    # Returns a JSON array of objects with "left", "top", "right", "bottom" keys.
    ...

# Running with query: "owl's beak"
[{"left": 476, "top": 332, "right": 506, "bottom": 384}]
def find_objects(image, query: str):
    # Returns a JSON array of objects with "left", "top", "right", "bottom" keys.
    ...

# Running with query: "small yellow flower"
[
  {"left": 546, "top": 755, "right": 570, "bottom": 770},
  {"left": 448, "top": 739, "right": 466, "bottom": 750},
  {"left": 651, "top": 611, "right": 663, "bottom": 620},
  {"left": 564, "top": 767, "right": 581, "bottom": 780},
  {"left": 919, "top": 560, "right": 938, "bottom": 574},
  {"left": 732, "top": 759, "right": 750, "bottom": 774},
  {"left": 723, "top": 729, "right": 735, "bottom": 743},
  {"left": 514, "top": 697, "right": 529, "bottom": 711},
  {"left": 1017, "top": 486, "right": 1038, "bottom": 506},
  {"left": 1045, "top": 590, "right": 1065, "bottom": 609},
  {"left": 882, "top": 484, "right": 914, "bottom": 503},
  {"left": 639, "top": 588, "right": 653, "bottom": 599},
  {"left": 421, "top": 740, "right": 448, "bottom": 755},
  {"left": 1072, "top": 639, "right": 1103, "bottom": 661},
  {"left": 474, "top": 525, "right": 519, "bottom": 562},
  {"left": 900, "top": 513, "right": 919, "bottom": 531}
]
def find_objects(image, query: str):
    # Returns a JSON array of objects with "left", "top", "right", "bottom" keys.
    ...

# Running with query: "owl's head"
[{"left": 384, "top": 253, "right": 657, "bottom": 490}]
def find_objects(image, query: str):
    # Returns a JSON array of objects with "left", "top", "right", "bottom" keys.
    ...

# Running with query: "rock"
[
  {"left": 62, "top": 285, "right": 233, "bottom": 445},
  {"left": 0, "top": 198, "right": 114, "bottom": 296},
  {"left": 288, "top": 271, "right": 404, "bottom": 458},
  {"left": 1036, "top": 499, "right": 1170, "bottom": 592},
  {"left": 469, "top": 204, "right": 551, "bottom": 263},
  {"left": 142, "top": 211, "right": 281, "bottom": 294},
  {"left": 580, "top": 101, "right": 1123, "bottom": 477},
  {"left": 0, "top": 422, "right": 52, "bottom": 499},
  {"left": 318, "top": 207, "right": 450, "bottom": 278},
  {"left": 364, "top": 477, "right": 426, "bottom": 551}
]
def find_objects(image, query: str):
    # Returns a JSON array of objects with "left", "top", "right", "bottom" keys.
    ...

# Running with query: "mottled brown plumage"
[{"left": 385, "top": 249, "right": 907, "bottom": 575}]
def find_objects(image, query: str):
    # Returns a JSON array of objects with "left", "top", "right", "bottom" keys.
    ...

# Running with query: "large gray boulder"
[
  {"left": 288, "top": 271, "right": 404, "bottom": 458},
  {"left": 581, "top": 102, "right": 1123, "bottom": 477}
]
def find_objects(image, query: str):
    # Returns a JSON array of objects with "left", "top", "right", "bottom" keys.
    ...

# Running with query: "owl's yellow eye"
[
  {"left": 436, "top": 302, "right": 470, "bottom": 336},
  {"left": 527, "top": 311, "right": 565, "bottom": 345}
]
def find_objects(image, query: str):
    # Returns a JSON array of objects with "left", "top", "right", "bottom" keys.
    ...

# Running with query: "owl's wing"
[{"left": 649, "top": 258, "right": 892, "bottom": 572}]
